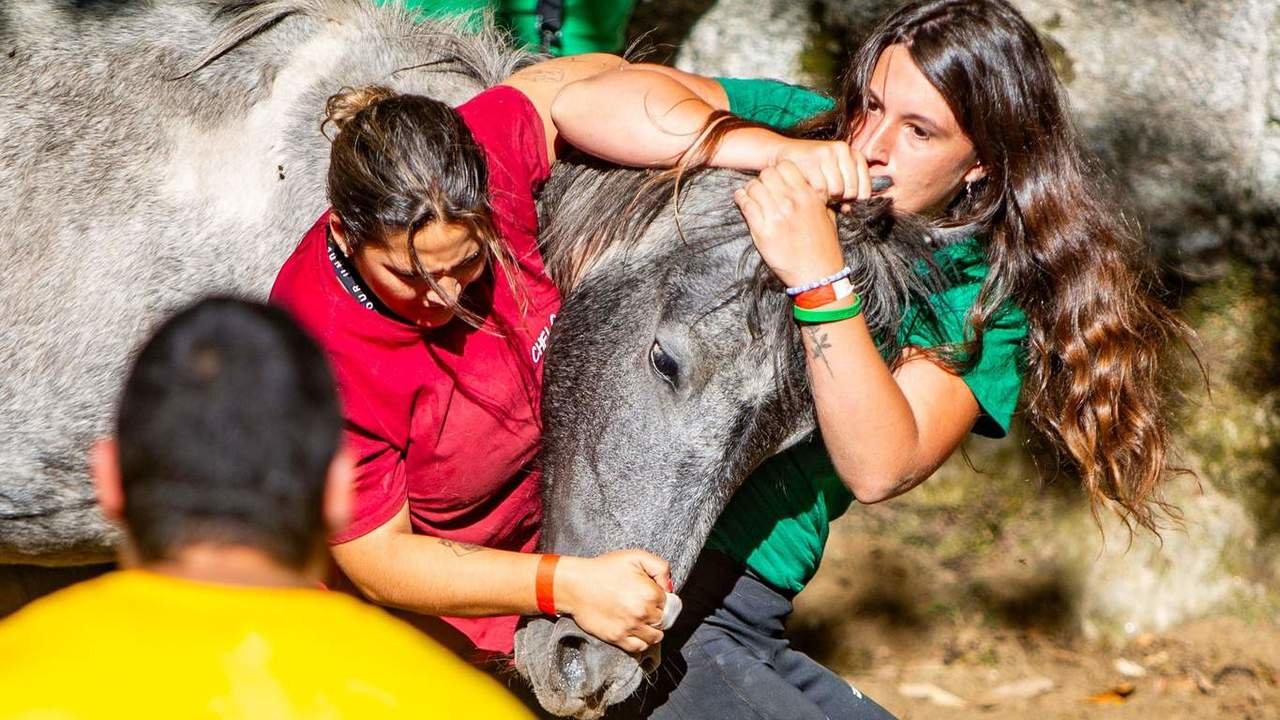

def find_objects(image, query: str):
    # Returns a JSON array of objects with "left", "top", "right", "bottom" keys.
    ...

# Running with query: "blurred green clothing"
[{"left": 378, "top": 0, "right": 635, "bottom": 55}]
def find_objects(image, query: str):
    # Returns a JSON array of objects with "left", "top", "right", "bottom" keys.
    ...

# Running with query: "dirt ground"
[
  {"left": 836, "top": 618, "right": 1277, "bottom": 719},
  {"left": 791, "top": 524, "right": 1280, "bottom": 720}
]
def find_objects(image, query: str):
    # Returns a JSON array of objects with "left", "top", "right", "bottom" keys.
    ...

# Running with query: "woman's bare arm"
[
  {"left": 331, "top": 502, "right": 670, "bottom": 652},
  {"left": 500, "top": 53, "right": 627, "bottom": 163},
  {"left": 332, "top": 502, "right": 539, "bottom": 615},
  {"left": 547, "top": 63, "right": 793, "bottom": 170}
]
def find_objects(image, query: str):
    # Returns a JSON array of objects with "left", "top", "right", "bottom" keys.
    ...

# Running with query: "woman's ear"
[
  {"left": 328, "top": 215, "right": 352, "bottom": 257},
  {"left": 963, "top": 163, "right": 987, "bottom": 185}
]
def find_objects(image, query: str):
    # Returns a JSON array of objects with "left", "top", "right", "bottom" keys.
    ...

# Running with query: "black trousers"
[{"left": 610, "top": 551, "right": 897, "bottom": 720}]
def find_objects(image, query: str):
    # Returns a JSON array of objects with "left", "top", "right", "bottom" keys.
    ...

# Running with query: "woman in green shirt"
[{"left": 550, "top": 0, "right": 1187, "bottom": 716}]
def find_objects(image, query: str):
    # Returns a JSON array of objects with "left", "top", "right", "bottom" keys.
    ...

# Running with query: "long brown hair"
[
  {"left": 804, "top": 0, "right": 1192, "bottom": 532},
  {"left": 323, "top": 85, "right": 522, "bottom": 328}
]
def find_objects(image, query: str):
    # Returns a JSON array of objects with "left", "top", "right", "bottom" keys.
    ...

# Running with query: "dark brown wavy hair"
[
  {"left": 793, "top": 0, "right": 1192, "bottom": 532},
  {"left": 323, "top": 85, "right": 522, "bottom": 328}
]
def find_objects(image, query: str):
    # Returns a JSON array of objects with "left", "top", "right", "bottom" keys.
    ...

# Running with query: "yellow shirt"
[{"left": 0, "top": 570, "right": 531, "bottom": 719}]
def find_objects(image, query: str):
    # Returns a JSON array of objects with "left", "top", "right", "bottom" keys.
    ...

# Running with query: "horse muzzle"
[{"left": 514, "top": 615, "right": 660, "bottom": 719}]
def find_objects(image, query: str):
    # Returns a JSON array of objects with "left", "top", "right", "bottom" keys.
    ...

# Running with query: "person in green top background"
[
  {"left": 703, "top": 82, "right": 1028, "bottom": 598},
  {"left": 552, "top": 0, "right": 1189, "bottom": 717},
  {"left": 375, "top": 0, "right": 635, "bottom": 56}
]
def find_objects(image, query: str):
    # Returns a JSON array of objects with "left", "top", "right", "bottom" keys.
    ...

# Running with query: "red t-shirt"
[{"left": 270, "top": 86, "right": 559, "bottom": 656}]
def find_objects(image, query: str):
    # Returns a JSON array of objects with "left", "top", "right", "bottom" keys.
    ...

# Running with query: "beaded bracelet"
[
  {"left": 784, "top": 266, "right": 852, "bottom": 297},
  {"left": 792, "top": 293, "right": 863, "bottom": 324}
]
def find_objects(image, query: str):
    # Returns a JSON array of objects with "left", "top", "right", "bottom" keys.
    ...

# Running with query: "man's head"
[{"left": 92, "top": 298, "right": 350, "bottom": 571}]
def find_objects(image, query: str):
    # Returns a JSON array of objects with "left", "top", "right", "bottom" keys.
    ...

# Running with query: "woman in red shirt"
[{"left": 271, "top": 56, "right": 676, "bottom": 662}]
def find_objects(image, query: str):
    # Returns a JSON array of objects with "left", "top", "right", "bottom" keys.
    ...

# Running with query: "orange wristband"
[
  {"left": 536, "top": 554, "right": 560, "bottom": 616},
  {"left": 794, "top": 277, "right": 855, "bottom": 309},
  {"left": 794, "top": 284, "right": 836, "bottom": 309}
]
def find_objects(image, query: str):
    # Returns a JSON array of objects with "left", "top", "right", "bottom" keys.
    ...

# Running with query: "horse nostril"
[
  {"left": 556, "top": 635, "right": 589, "bottom": 693},
  {"left": 638, "top": 643, "right": 662, "bottom": 676}
]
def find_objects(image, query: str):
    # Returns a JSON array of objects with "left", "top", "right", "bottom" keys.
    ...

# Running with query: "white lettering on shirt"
[{"left": 530, "top": 313, "right": 557, "bottom": 364}]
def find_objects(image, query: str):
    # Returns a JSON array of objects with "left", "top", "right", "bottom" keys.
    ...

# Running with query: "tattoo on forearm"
[
  {"left": 438, "top": 538, "right": 485, "bottom": 557},
  {"left": 804, "top": 326, "right": 835, "bottom": 378},
  {"left": 525, "top": 68, "right": 566, "bottom": 83}
]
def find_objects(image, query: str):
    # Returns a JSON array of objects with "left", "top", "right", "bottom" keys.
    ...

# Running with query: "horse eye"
[{"left": 649, "top": 340, "right": 679, "bottom": 387}]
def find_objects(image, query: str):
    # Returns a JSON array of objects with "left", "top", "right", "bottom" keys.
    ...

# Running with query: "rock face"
[
  {"left": 672, "top": 0, "right": 822, "bottom": 88},
  {"left": 1006, "top": 0, "right": 1280, "bottom": 270},
  {"left": 668, "top": 0, "right": 1280, "bottom": 271},
  {"left": 1068, "top": 482, "right": 1261, "bottom": 642}
]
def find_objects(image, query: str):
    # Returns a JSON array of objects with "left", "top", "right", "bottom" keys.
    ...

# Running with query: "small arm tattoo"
[
  {"left": 804, "top": 326, "right": 835, "bottom": 378},
  {"left": 523, "top": 68, "right": 565, "bottom": 83},
  {"left": 438, "top": 538, "right": 485, "bottom": 557}
]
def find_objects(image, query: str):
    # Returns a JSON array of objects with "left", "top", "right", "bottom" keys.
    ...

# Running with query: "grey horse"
[
  {"left": 0, "top": 0, "right": 526, "bottom": 564},
  {"left": 513, "top": 156, "right": 950, "bottom": 718}
]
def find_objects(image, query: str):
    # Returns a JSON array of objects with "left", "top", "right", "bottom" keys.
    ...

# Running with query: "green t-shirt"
[{"left": 705, "top": 78, "right": 1030, "bottom": 594}]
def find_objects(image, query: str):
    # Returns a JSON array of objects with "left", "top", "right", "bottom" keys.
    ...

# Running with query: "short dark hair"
[{"left": 115, "top": 298, "right": 342, "bottom": 568}]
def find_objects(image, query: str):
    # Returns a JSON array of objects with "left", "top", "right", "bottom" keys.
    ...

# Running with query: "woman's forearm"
[
  {"left": 338, "top": 531, "right": 543, "bottom": 616},
  {"left": 549, "top": 65, "right": 788, "bottom": 171},
  {"left": 331, "top": 510, "right": 667, "bottom": 651},
  {"left": 800, "top": 304, "right": 981, "bottom": 502},
  {"left": 799, "top": 304, "right": 925, "bottom": 502}
]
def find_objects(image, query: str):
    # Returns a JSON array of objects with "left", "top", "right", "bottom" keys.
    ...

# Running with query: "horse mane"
[{"left": 537, "top": 153, "right": 956, "bottom": 365}]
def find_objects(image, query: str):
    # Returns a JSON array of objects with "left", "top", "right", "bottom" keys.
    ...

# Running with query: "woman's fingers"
[
  {"left": 564, "top": 549, "right": 673, "bottom": 655},
  {"left": 820, "top": 152, "right": 847, "bottom": 199},
  {"left": 773, "top": 160, "right": 825, "bottom": 202},
  {"left": 762, "top": 163, "right": 823, "bottom": 211},
  {"left": 745, "top": 177, "right": 781, "bottom": 218},
  {"left": 736, "top": 156, "right": 845, "bottom": 287},
  {"left": 795, "top": 155, "right": 830, "bottom": 196},
  {"left": 836, "top": 146, "right": 862, "bottom": 200},
  {"left": 635, "top": 551, "right": 672, "bottom": 593},
  {"left": 632, "top": 622, "right": 664, "bottom": 647},
  {"left": 852, "top": 148, "right": 872, "bottom": 201},
  {"left": 735, "top": 188, "right": 769, "bottom": 249},
  {"left": 733, "top": 187, "right": 761, "bottom": 221},
  {"left": 756, "top": 165, "right": 791, "bottom": 196},
  {"left": 620, "top": 638, "right": 647, "bottom": 654},
  {"left": 619, "top": 629, "right": 661, "bottom": 654}
]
